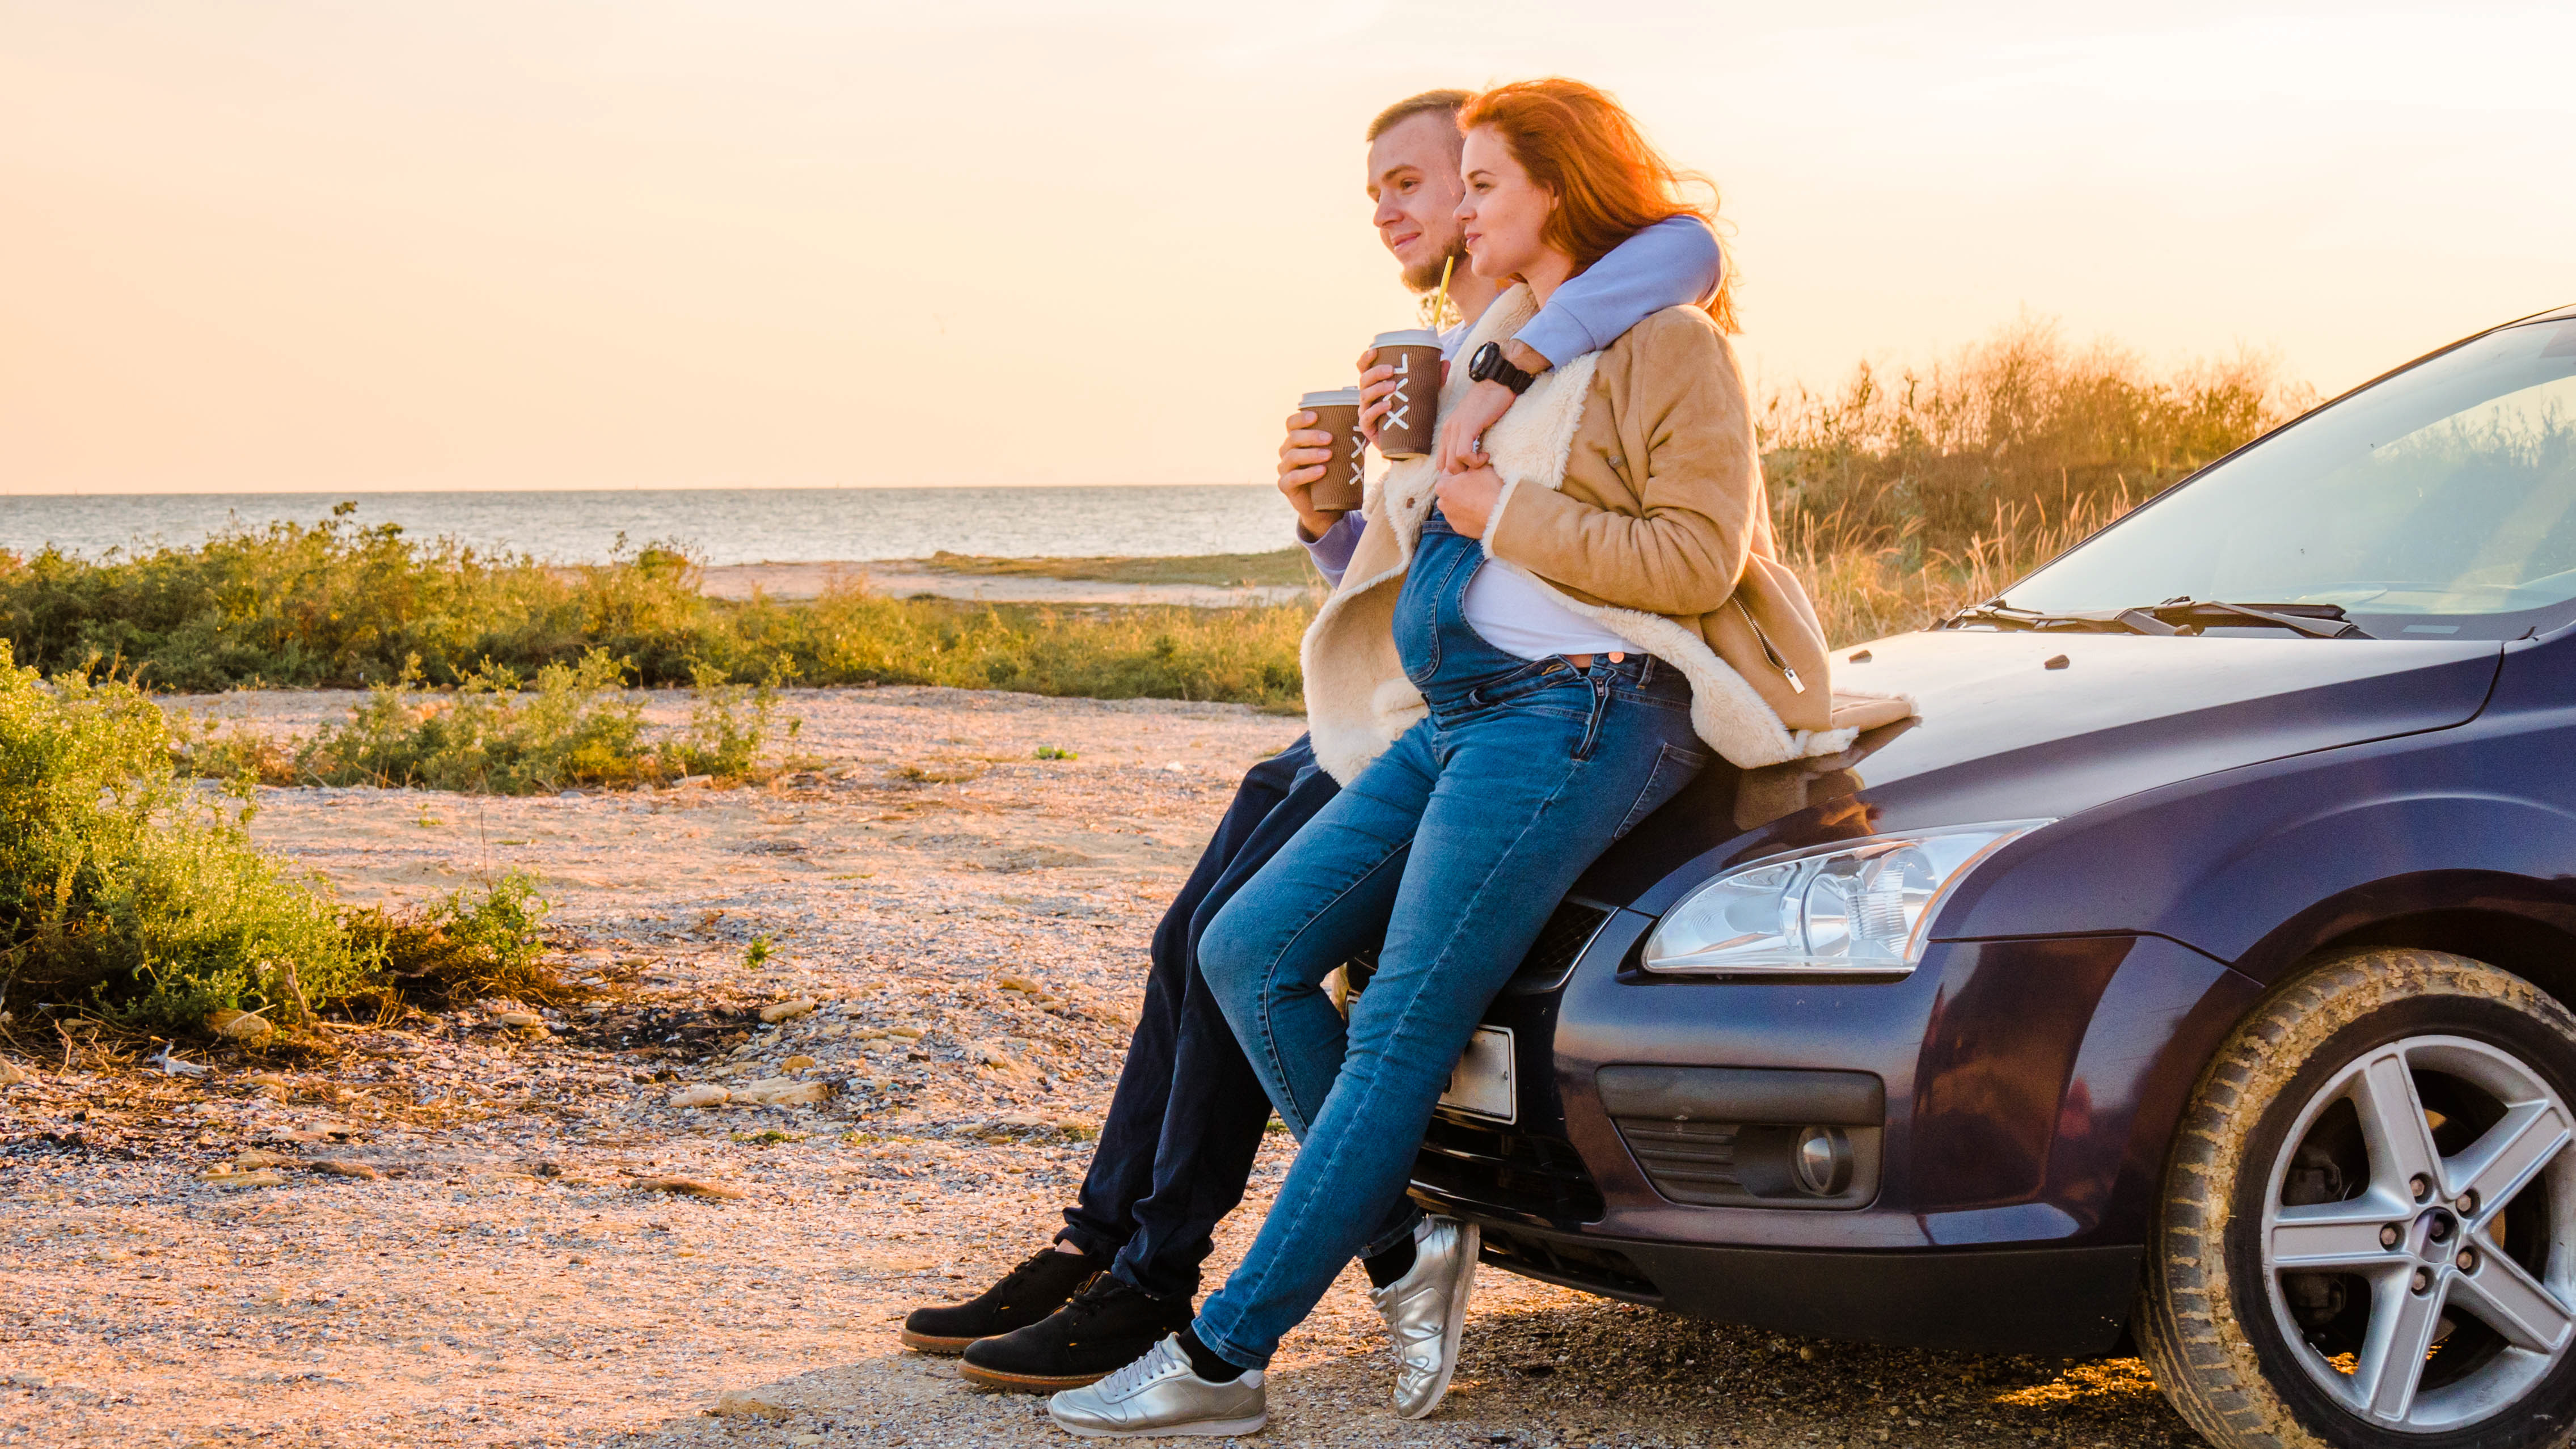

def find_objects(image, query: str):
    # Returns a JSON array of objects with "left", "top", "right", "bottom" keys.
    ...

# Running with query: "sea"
[{"left": 0, "top": 486, "right": 1293, "bottom": 565}]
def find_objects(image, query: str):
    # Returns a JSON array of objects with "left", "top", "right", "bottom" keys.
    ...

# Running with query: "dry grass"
[
  {"left": 1762, "top": 316, "right": 2315, "bottom": 641},
  {"left": 1782, "top": 488, "right": 2139, "bottom": 645}
]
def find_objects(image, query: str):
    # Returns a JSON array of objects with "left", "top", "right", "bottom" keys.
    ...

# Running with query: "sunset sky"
[{"left": 4, "top": 1, "right": 2570, "bottom": 495}]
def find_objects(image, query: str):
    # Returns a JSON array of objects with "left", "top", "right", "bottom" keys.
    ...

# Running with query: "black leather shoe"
[
  {"left": 959, "top": 1272, "right": 1196, "bottom": 1391},
  {"left": 900, "top": 1244, "right": 1108, "bottom": 1354}
]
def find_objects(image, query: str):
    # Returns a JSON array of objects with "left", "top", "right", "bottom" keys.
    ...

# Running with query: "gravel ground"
[{"left": 1, "top": 686, "right": 2199, "bottom": 1449}]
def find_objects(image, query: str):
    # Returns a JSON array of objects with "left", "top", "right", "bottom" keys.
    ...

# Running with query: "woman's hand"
[
  {"left": 1355, "top": 347, "right": 1398, "bottom": 445},
  {"left": 1434, "top": 466, "right": 1503, "bottom": 539},
  {"left": 1436, "top": 380, "right": 1515, "bottom": 475},
  {"left": 1276, "top": 409, "right": 1338, "bottom": 539}
]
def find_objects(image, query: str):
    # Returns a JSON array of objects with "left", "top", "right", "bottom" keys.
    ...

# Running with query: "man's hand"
[
  {"left": 1435, "top": 340, "right": 1551, "bottom": 474},
  {"left": 1434, "top": 466, "right": 1504, "bottom": 539},
  {"left": 1276, "top": 409, "right": 1339, "bottom": 540},
  {"left": 1355, "top": 347, "right": 1397, "bottom": 445}
]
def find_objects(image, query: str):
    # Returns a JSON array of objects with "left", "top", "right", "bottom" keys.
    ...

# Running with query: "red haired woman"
[{"left": 1048, "top": 80, "right": 1908, "bottom": 1438}]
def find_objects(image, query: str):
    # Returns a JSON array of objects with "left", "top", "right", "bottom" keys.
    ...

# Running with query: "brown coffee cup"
[
  {"left": 1300, "top": 388, "right": 1366, "bottom": 513},
  {"left": 1368, "top": 328, "right": 1444, "bottom": 460}
]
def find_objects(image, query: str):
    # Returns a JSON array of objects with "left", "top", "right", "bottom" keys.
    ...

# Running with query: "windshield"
[{"left": 2003, "top": 316, "right": 2576, "bottom": 639}]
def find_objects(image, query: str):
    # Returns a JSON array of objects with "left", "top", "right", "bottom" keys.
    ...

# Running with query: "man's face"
[{"left": 1366, "top": 110, "right": 1468, "bottom": 293}]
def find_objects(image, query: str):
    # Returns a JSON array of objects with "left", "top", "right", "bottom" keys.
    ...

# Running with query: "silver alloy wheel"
[{"left": 2262, "top": 1033, "right": 2576, "bottom": 1431}]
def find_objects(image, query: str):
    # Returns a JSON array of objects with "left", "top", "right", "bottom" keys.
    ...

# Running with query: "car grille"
[
  {"left": 1414, "top": 1114, "right": 1606, "bottom": 1223},
  {"left": 1478, "top": 1225, "right": 1661, "bottom": 1300},
  {"left": 1611, "top": 1117, "right": 1743, "bottom": 1205},
  {"left": 1503, "top": 901, "right": 1611, "bottom": 994}
]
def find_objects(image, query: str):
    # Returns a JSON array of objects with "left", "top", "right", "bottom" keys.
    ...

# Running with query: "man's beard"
[{"left": 1404, "top": 237, "right": 1470, "bottom": 294}]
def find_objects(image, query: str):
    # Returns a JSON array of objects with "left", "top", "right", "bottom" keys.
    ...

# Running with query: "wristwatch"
[{"left": 1467, "top": 341, "right": 1536, "bottom": 396}]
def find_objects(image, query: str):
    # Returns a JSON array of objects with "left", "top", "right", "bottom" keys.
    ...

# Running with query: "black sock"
[
  {"left": 1363, "top": 1235, "right": 1417, "bottom": 1290},
  {"left": 1176, "top": 1326, "right": 1247, "bottom": 1383}
]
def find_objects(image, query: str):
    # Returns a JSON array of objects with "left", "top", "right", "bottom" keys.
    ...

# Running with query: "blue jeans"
[
  {"left": 1058, "top": 736, "right": 1359, "bottom": 1300},
  {"left": 1190, "top": 513, "right": 1708, "bottom": 1366}
]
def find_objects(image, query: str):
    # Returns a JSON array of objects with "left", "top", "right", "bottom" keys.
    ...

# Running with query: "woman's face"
[{"left": 1457, "top": 126, "right": 1558, "bottom": 282}]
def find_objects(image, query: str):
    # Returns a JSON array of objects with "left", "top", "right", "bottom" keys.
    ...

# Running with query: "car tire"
[{"left": 2139, "top": 948, "right": 2576, "bottom": 1449}]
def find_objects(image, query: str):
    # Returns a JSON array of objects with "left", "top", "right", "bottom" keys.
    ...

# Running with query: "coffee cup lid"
[
  {"left": 1299, "top": 388, "right": 1362, "bottom": 408},
  {"left": 1371, "top": 328, "right": 1443, "bottom": 347}
]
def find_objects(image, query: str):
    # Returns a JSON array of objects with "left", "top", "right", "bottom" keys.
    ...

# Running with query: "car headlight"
[{"left": 1641, "top": 821, "right": 2052, "bottom": 978}]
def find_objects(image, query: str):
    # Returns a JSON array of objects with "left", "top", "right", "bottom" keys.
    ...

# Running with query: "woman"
[{"left": 1049, "top": 80, "right": 1908, "bottom": 1438}]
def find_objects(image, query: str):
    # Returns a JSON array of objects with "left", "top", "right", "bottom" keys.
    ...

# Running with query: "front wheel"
[{"left": 2139, "top": 949, "right": 2576, "bottom": 1449}]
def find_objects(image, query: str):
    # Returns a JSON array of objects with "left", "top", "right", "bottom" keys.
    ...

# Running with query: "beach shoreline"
[{"left": 697, "top": 561, "right": 1314, "bottom": 608}]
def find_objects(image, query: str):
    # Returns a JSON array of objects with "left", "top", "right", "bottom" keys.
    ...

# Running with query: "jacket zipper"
[{"left": 1734, "top": 598, "right": 1806, "bottom": 694}]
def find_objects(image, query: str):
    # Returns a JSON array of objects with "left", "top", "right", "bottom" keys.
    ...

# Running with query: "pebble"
[
  {"left": 495, "top": 1011, "right": 546, "bottom": 1030},
  {"left": 310, "top": 1160, "right": 380, "bottom": 1179},
  {"left": 209, "top": 1008, "right": 275, "bottom": 1041},
  {"left": 708, "top": 1388, "right": 789, "bottom": 1419},
  {"left": 670, "top": 1084, "right": 730, "bottom": 1108},
  {"left": 199, "top": 1168, "right": 286, "bottom": 1189},
  {"left": 732, "top": 1077, "right": 830, "bottom": 1106},
  {"left": 0, "top": 1059, "right": 29, "bottom": 1086},
  {"left": 780, "top": 1054, "right": 817, "bottom": 1071},
  {"left": 636, "top": 1177, "right": 746, "bottom": 1200},
  {"left": 246, "top": 1073, "right": 290, "bottom": 1099},
  {"left": 759, "top": 999, "right": 817, "bottom": 1024}
]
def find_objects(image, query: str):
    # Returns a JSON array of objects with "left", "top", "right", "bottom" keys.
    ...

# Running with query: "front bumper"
[
  {"left": 1406, "top": 914, "right": 2262, "bottom": 1355},
  {"left": 1467, "top": 1220, "right": 2143, "bottom": 1356}
]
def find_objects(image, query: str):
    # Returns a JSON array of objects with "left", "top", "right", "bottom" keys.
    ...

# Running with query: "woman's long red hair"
[{"left": 1458, "top": 79, "right": 1737, "bottom": 333}]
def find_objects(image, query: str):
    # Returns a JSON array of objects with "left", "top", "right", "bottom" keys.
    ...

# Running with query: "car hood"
[{"left": 1579, "top": 628, "right": 2504, "bottom": 914}]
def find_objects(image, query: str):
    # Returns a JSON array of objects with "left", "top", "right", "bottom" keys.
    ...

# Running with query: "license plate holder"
[{"left": 1438, "top": 1025, "right": 1517, "bottom": 1125}]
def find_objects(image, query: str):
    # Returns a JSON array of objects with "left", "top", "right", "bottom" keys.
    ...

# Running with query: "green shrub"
[
  {"left": 344, "top": 870, "right": 561, "bottom": 1011},
  {"left": 0, "top": 512, "right": 1312, "bottom": 705},
  {"left": 254, "top": 649, "right": 796, "bottom": 793},
  {"left": 295, "top": 649, "right": 652, "bottom": 792},
  {"left": 0, "top": 656, "right": 358, "bottom": 1029},
  {"left": 662, "top": 661, "right": 795, "bottom": 780}
]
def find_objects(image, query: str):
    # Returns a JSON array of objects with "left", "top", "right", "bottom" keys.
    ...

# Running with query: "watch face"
[{"left": 1469, "top": 342, "right": 1500, "bottom": 381}]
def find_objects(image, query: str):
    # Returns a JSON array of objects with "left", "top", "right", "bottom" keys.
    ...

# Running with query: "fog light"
[{"left": 1792, "top": 1125, "right": 1853, "bottom": 1196}]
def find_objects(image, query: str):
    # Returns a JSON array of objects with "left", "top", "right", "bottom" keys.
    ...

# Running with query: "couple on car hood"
[{"left": 903, "top": 77, "right": 1912, "bottom": 1438}]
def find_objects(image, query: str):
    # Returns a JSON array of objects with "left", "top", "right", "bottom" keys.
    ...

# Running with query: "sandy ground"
[
  {"left": 1, "top": 687, "right": 2197, "bottom": 1449},
  {"left": 697, "top": 563, "right": 1311, "bottom": 608}
]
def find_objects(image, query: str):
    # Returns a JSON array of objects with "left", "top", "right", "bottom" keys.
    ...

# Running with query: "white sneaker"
[
  {"left": 1369, "top": 1216, "right": 1479, "bottom": 1420},
  {"left": 1046, "top": 1333, "right": 1266, "bottom": 1438}
]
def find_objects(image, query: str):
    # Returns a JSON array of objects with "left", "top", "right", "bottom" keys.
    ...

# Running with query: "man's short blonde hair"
[{"left": 1365, "top": 89, "right": 1470, "bottom": 142}]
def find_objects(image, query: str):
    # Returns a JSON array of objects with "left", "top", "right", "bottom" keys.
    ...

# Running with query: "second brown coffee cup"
[
  {"left": 1300, "top": 388, "right": 1366, "bottom": 513},
  {"left": 1368, "top": 328, "right": 1443, "bottom": 460}
]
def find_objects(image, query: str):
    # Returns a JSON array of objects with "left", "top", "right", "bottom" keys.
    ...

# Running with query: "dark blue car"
[{"left": 1401, "top": 304, "right": 2576, "bottom": 1449}]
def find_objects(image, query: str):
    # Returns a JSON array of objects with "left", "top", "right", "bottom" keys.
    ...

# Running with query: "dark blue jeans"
[
  {"left": 1192, "top": 510, "right": 1708, "bottom": 1366},
  {"left": 1055, "top": 734, "right": 1351, "bottom": 1300}
]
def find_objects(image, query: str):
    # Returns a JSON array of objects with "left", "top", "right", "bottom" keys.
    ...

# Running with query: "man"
[{"left": 901, "top": 86, "right": 1721, "bottom": 1404}]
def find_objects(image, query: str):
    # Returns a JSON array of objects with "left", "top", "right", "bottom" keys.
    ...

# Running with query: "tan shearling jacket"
[{"left": 1299, "top": 285, "right": 1911, "bottom": 785}]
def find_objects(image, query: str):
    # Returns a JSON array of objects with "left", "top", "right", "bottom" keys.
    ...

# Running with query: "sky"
[{"left": 3, "top": 1, "right": 2571, "bottom": 495}]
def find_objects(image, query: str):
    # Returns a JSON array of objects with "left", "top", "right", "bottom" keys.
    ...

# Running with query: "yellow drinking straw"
[{"left": 1431, "top": 255, "right": 1455, "bottom": 329}]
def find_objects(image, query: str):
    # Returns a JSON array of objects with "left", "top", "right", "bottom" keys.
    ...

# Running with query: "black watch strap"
[{"left": 1470, "top": 341, "right": 1536, "bottom": 396}]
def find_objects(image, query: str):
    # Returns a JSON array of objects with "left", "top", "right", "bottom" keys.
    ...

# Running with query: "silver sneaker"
[
  {"left": 1046, "top": 1334, "right": 1266, "bottom": 1438},
  {"left": 1370, "top": 1215, "right": 1479, "bottom": 1420}
]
